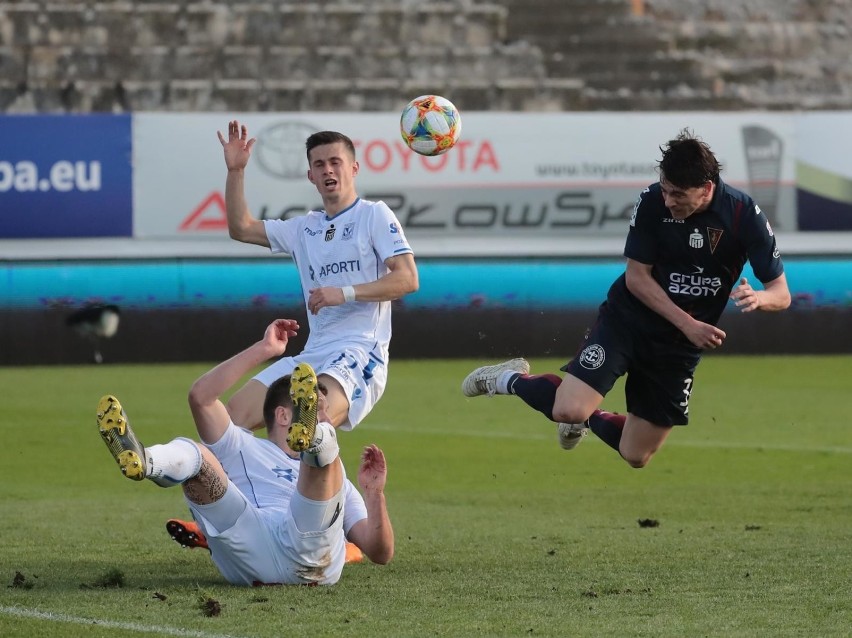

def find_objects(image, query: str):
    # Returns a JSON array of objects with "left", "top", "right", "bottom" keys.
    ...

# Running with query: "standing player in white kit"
[{"left": 218, "top": 121, "right": 419, "bottom": 442}]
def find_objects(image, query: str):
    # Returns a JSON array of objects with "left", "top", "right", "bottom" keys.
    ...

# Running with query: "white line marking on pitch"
[{"left": 0, "top": 606, "right": 249, "bottom": 638}]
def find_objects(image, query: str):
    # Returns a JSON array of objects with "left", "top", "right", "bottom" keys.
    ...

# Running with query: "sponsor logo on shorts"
[{"left": 579, "top": 344, "right": 605, "bottom": 370}]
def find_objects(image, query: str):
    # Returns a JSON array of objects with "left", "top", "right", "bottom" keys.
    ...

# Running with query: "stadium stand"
[
  {"left": 2, "top": 0, "right": 850, "bottom": 112},
  {"left": 502, "top": 0, "right": 852, "bottom": 109}
]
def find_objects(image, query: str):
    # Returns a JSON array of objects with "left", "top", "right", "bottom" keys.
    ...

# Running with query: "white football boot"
[
  {"left": 461, "top": 358, "right": 530, "bottom": 397},
  {"left": 557, "top": 422, "right": 589, "bottom": 451}
]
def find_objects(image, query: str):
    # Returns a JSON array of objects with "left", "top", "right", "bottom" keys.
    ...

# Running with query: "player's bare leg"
[
  {"left": 619, "top": 414, "right": 672, "bottom": 468},
  {"left": 551, "top": 374, "right": 604, "bottom": 425},
  {"left": 548, "top": 374, "right": 602, "bottom": 451},
  {"left": 225, "top": 379, "right": 268, "bottom": 430},
  {"left": 315, "top": 374, "right": 349, "bottom": 428},
  {"left": 181, "top": 446, "right": 230, "bottom": 505}
]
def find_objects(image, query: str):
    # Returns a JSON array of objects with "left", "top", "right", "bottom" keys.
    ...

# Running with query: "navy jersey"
[{"left": 605, "top": 178, "right": 784, "bottom": 337}]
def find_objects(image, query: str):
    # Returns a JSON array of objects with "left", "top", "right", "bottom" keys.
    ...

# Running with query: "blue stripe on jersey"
[
  {"left": 238, "top": 451, "right": 260, "bottom": 507},
  {"left": 323, "top": 198, "right": 360, "bottom": 222}
]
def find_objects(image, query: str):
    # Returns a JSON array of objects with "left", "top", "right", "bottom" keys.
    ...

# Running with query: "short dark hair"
[
  {"left": 262, "top": 376, "right": 293, "bottom": 431},
  {"left": 261, "top": 376, "right": 329, "bottom": 432},
  {"left": 658, "top": 129, "right": 722, "bottom": 188},
  {"left": 306, "top": 131, "right": 356, "bottom": 162}
]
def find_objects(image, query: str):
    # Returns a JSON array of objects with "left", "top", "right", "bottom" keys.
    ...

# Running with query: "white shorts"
[
  {"left": 253, "top": 345, "right": 387, "bottom": 430},
  {"left": 187, "top": 481, "right": 347, "bottom": 587}
]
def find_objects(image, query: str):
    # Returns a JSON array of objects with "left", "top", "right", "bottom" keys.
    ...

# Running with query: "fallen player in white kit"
[{"left": 96, "top": 318, "right": 394, "bottom": 586}]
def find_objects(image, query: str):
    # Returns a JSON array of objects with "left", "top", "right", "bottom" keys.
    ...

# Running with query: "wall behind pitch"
[
  {"left": 2, "top": 305, "right": 849, "bottom": 366},
  {"left": 0, "top": 258, "right": 849, "bottom": 365}
]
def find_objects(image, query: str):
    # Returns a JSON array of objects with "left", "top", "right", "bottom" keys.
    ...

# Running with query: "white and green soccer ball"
[{"left": 400, "top": 94, "right": 462, "bottom": 156}]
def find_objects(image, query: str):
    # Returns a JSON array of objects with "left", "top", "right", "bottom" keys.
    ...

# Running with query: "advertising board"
[
  {"left": 0, "top": 114, "right": 132, "bottom": 239},
  {"left": 795, "top": 112, "right": 852, "bottom": 230},
  {"left": 133, "top": 112, "right": 798, "bottom": 241}
]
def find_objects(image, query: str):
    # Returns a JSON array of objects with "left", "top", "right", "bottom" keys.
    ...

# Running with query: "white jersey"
[
  {"left": 263, "top": 198, "right": 413, "bottom": 362},
  {"left": 207, "top": 422, "right": 367, "bottom": 535}
]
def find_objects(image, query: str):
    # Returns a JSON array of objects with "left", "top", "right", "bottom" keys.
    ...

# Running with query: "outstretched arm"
[
  {"left": 217, "top": 120, "right": 270, "bottom": 247},
  {"left": 346, "top": 444, "right": 394, "bottom": 565},
  {"left": 188, "top": 319, "right": 299, "bottom": 445}
]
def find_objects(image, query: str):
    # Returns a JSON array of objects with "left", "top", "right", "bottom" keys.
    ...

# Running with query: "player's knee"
[
  {"left": 620, "top": 447, "right": 653, "bottom": 469},
  {"left": 551, "top": 404, "right": 591, "bottom": 425}
]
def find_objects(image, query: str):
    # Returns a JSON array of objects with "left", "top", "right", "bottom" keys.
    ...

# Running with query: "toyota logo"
[{"left": 255, "top": 121, "right": 320, "bottom": 180}]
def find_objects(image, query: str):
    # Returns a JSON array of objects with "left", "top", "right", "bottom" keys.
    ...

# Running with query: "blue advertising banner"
[{"left": 0, "top": 114, "right": 132, "bottom": 239}]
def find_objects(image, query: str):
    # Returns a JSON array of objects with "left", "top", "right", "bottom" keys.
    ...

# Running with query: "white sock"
[
  {"left": 300, "top": 422, "right": 339, "bottom": 468},
  {"left": 496, "top": 370, "right": 519, "bottom": 394},
  {"left": 146, "top": 437, "right": 202, "bottom": 488}
]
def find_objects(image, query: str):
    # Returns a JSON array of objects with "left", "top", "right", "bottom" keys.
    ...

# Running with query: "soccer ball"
[{"left": 400, "top": 95, "right": 462, "bottom": 156}]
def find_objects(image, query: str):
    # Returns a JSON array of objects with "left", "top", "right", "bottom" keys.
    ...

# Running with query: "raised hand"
[
  {"left": 262, "top": 319, "right": 299, "bottom": 356},
  {"left": 217, "top": 120, "right": 256, "bottom": 171},
  {"left": 358, "top": 444, "right": 387, "bottom": 493}
]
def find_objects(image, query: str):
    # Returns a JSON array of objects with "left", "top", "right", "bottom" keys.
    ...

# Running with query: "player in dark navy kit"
[{"left": 462, "top": 130, "right": 791, "bottom": 468}]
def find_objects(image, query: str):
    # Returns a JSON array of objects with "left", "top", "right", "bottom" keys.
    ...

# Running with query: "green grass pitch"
[{"left": 1, "top": 355, "right": 850, "bottom": 637}]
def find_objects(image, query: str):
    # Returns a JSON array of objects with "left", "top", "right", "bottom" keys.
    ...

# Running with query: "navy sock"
[
  {"left": 509, "top": 373, "right": 562, "bottom": 421},
  {"left": 588, "top": 410, "right": 626, "bottom": 452}
]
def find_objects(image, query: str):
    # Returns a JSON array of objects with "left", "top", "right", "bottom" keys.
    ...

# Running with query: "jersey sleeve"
[
  {"left": 342, "top": 479, "right": 368, "bottom": 534},
  {"left": 203, "top": 421, "right": 253, "bottom": 465},
  {"left": 740, "top": 203, "right": 784, "bottom": 283},
  {"left": 263, "top": 217, "right": 302, "bottom": 255},
  {"left": 623, "top": 187, "right": 660, "bottom": 265},
  {"left": 370, "top": 201, "right": 413, "bottom": 263}
]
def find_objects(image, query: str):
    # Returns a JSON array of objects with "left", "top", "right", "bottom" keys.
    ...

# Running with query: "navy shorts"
[{"left": 561, "top": 305, "right": 701, "bottom": 427}]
